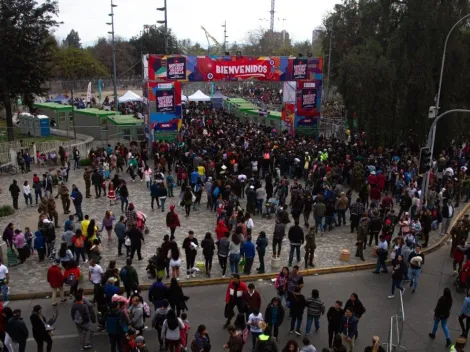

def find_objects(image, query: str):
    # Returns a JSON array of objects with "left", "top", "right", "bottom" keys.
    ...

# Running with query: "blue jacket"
[
  {"left": 461, "top": 297, "right": 470, "bottom": 316},
  {"left": 148, "top": 281, "right": 167, "bottom": 307},
  {"left": 104, "top": 283, "right": 120, "bottom": 306},
  {"left": 150, "top": 183, "right": 159, "bottom": 197},
  {"left": 106, "top": 309, "right": 124, "bottom": 335},
  {"left": 33, "top": 231, "right": 45, "bottom": 249},
  {"left": 341, "top": 315, "right": 358, "bottom": 338},
  {"left": 191, "top": 171, "right": 199, "bottom": 184},
  {"left": 241, "top": 240, "right": 255, "bottom": 258}
]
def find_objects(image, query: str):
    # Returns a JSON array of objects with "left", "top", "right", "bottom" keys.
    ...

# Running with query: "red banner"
[{"left": 208, "top": 57, "right": 275, "bottom": 81}]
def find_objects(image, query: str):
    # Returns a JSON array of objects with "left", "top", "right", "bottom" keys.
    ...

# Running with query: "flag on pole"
[
  {"left": 98, "top": 79, "right": 103, "bottom": 102},
  {"left": 86, "top": 82, "right": 92, "bottom": 103}
]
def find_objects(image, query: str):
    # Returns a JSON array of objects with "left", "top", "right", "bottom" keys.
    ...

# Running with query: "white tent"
[
  {"left": 188, "top": 90, "right": 210, "bottom": 102},
  {"left": 182, "top": 94, "right": 188, "bottom": 102},
  {"left": 118, "top": 90, "right": 142, "bottom": 103}
]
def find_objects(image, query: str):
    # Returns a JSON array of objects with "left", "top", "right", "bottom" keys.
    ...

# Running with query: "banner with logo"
[
  {"left": 155, "top": 88, "right": 175, "bottom": 113},
  {"left": 166, "top": 56, "right": 187, "bottom": 80},
  {"left": 301, "top": 88, "right": 317, "bottom": 109},
  {"left": 86, "top": 82, "right": 92, "bottom": 103},
  {"left": 292, "top": 59, "right": 308, "bottom": 80}
]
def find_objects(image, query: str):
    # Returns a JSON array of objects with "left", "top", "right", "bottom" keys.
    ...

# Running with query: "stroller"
[
  {"left": 263, "top": 197, "right": 279, "bottom": 219},
  {"left": 136, "top": 211, "right": 149, "bottom": 234}
]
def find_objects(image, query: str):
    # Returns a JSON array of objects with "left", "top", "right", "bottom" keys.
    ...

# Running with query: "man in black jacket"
[
  {"left": 398, "top": 192, "right": 412, "bottom": 220},
  {"left": 327, "top": 300, "right": 344, "bottom": 348},
  {"left": 30, "top": 305, "right": 52, "bottom": 352},
  {"left": 288, "top": 220, "right": 305, "bottom": 266},
  {"left": 7, "top": 309, "right": 29, "bottom": 352},
  {"left": 91, "top": 169, "right": 103, "bottom": 198},
  {"left": 126, "top": 224, "right": 145, "bottom": 261},
  {"left": 182, "top": 231, "right": 199, "bottom": 279},
  {"left": 8, "top": 180, "right": 20, "bottom": 210}
]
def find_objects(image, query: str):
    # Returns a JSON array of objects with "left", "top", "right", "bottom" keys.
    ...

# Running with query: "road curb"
[{"left": 9, "top": 204, "right": 470, "bottom": 301}]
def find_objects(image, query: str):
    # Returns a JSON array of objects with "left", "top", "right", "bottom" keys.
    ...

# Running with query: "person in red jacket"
[
  {"left": 166, "top": 205, "right": 181, "bottom": 241},
  {"left": 368, "top": 171, "right": 378, "bottom": 186},
  {"left": 63, "top": 260, "right": 81, "bottom": 299},
  {"left": 47, "top": 259, "right": 65, "bottom": 306},
  {"left": 377, "top": 172, "right": 386, "bottom": 192},
  {"left": 215, "top": 219, "right": 229, "bottom": 240},
  {"left": 370, "top": 185, "right": 382, "bottom": 207},
  {"left": 242, "top": 283, "right": 262, "bottom": 321},
  {"left": 224, "top": 274, "right": 247, "bottom": 328}
]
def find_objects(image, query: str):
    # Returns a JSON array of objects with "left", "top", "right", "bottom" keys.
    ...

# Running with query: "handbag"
[
  {"left": 191, "top": 192, "right": 196, "bottom": 203},
  {"left": 124, "top": 236, "right": 131, "bottom": 247}
]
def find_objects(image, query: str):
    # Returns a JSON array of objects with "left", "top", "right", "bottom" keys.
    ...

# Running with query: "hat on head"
[
  {"left": 107, "top": 277, "right": 118, "bottom": 284},
  {"left": 43, "top": 219, "right": 51, "bottom": 224},
  {"left": 250, "top": 185, "right": 254, "bottom": 189},
  {"left": 136, "top": 336, "right": 145, "bottom": 344},
  {"left": 170, "top": 205, "right": 175, "bottom": 211},
  {"left": 371, "top": 171, "right": 376, "bottom": 175}
]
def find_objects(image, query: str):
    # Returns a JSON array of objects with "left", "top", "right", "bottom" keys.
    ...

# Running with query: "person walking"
[
  {"left": 429, "top": 287, "right": 453, "bottom": 347},
  {"left": 356, "top": 215, "right": 368, "bottom": 261},
  {"left": 9, "top": 180, "right": 20, "bottom": 210},
  {"left": 313, "top": 198, "right": 326, "bottom": 235},
  {"left": 458, "top": 289, "right": 470, "bottom": 338},
  {"left": 327, "top": 301, "right": 344, "bottom": 348},
  {"left": 408, "top": 244, "right": 425, "bottom": 294},
  {"left": 106, "top": 301, "right": 126, "bottom": 352},
  {"left": 340, "top": 308, "right": 357, "bottom": 352},
  {"left": 6, "top": 309, "right": 29, "bottom": 352},
  {"left": 288, "top": 220, "right": 305, "bottom": 267},
  {"left": 23, "top": 181, "right": 33, "bottom": 207},
  {"left": 71, "top": 184, "right": 84, "bottom": 221},
  {"left": 388, "top": 255, "right": 405, "bottom": 299},
  {"left": 201, "top": 232, "right": 215, "bottom": 277},
  {"left": 30, "top": 305, "right": 53, "bottom": 352},
  {"left": 289, "top": 286, "right": 307, "bottom": 336},
  {"left": 363, "top": 336, "right": 386, "bottom": 352},
  {"left": 119, "top": 182, "right": 129, "bottom": 213},
  {"left": 229, "top": 233, "right": 241, "bottom": 275},
  {"left": 247, "top": 308, "right": 264, "bottom": 349},
  {"left": 304, "top": 227, "right": 316, "bottom": 268},
  {"left": 349, "top": 198, "right": 365, "bottom": 233},
  {"left": 99, "top": 211, "right": 116, "bottom": 241},
  {"left": 305, "top": 289, "right": 325, "bottom": 336},
  {"left": 241, "top": 235, "right": 256, "bottom": 275},
  {"left": 256, "top": 231, "right": 268, "bottom": 273},
  {"left": 120, "top": 258, "right": 139, "bottom": 297},
  {"left": 166, "top": 205, "right": 181, "bottom": 241},
  {"left": 127, "top": 223, "right": 145, "bottom": 261},
  {"left": 71, "top": 291, "right": 92, "bottom": 350},
  {"left": 47, "top": 259, "right": 66, "bottom": 306},
  {"left": 224, "top": 324, "right": 244, "bottom": 352},
  {"left": 345, "top": 293, "right": 366, "bottom": 340},
  {"left": 216, "top": 232, "right": 230, "bottom": 278},
  {"left": 88, "top": 259, "right": 103, "bottom": 304},
  {"left": 272, "top": 219, "right": 286, "bottom": 259},
  {"left": 264, "top": 296, "right": 285, "bottom": 341},
  {"left": 182, "top": 231, "right": 199, "bottom": 279},
  {"left": 114, "top": 216, "right": 128, "bottom": 256},
  {"left": 223, "top": 274, "right": 247, "bottom": 328},
  {"left": 243, "top": 283, "right": 262, "bottom": 323},
  {"left": 150, "top": 180, "right": 160, "bottom": 210},
  {"left": 161, "top": 309, "right": 184, "bottom": 352},
  {"left": 182, "top": 186, "right": 193, "bottom": 217}
]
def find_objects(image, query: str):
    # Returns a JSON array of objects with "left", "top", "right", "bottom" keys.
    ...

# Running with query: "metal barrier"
[{"left": 383, "top": 290, "right": 407, "bottom": 352}]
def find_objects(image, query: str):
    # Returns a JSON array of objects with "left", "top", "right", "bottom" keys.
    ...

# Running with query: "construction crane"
[
  {"left": 270, "top": 0, "right": 275, "bottom": 32},
  {"left": 201, "top": 26, "right": 222, "bottom": 54}
]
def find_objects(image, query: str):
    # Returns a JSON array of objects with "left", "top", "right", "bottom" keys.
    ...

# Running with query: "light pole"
[
  {"left": 107, "top": 0, "right": 118, "bottom": 112},
  {"left": 422, "top": 13, "right": 470, "bottom": 200},
  {"left": 325, "top": 22, "right": 333, "bottom": 101},
  {"left": 157, "top": 0, "right": 168, "bottom": 54},
  {"left": 222, "top": 21, "right": 228, "bottom": 54}
]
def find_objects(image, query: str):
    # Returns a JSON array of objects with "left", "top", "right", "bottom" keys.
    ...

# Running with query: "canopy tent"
[
  {"left": 118, "top": 90, "right": 142, "bottom": 103},
  {"left": 211, "top": 91, "right": 226, "bottom": 108},
  {"left": 188, "top": 90, "right": 210, "bottom": 102},
  {"left": 182, "top": 94, "right": 188, "bottom": 102},
  {"left": 49, "top": 94, "right": 67, "bottom": 103}
]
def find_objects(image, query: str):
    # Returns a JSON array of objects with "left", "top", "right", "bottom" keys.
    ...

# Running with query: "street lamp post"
[
  {"left": 106, "top": 0, "right": 118, "bottom": 112},
  {"left": 422, "top": 13, "right": 470, "bottom": 200},
  {"left": 157, "top": 0, "right": 168, "bottom": 54}
]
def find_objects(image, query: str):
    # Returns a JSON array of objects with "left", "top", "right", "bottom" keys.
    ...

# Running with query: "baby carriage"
[
  {"left": 136, "top": 211, "right": 149, "bottom": 234},
  {"left": 263, "top": 197, "right": 279, "bottom": 219}
]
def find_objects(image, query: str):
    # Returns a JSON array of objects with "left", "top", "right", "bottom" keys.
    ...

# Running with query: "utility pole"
[
  {"left": 325, "top": 24, "right": 333, "bottom": 101},
  {"left": 270, "top": 0, "right": 275, "bottom": 32},
  {"left": 222, "top": 21, "right": 228, "bottom": 53},
  {"left": 70, "top": 89, "right": 77, "bottom": 139},
  {"left": 107, "top": 0, "right": 118, "bottom": 112},
  {"left": 157, "top": 0, "right": 168, "bottom": 54}
]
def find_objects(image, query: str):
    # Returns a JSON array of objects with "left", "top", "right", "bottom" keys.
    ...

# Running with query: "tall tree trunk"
[{"left": 2, "top": 87, "right": 14, "bottom": 141}]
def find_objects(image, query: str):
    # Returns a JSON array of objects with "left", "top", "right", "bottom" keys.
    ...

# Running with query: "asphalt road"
[{"left": 11, "top": 237, "right": 462, "bottom": 352}]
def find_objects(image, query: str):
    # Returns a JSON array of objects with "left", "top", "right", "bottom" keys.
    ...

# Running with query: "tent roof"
[
  {"left": 188, "top": 90, "right": 210, "bottom": 102},
  {"left": 52, "top": 94, "right": 66, "bottom": 102},
  {"left": 118, "top": 90, "right": 142, "bottom": 103},
  {"left": 211, "top": 91, "right": 226, "bottom": 99},
  {"left": 182, "top": 94, "right": 188, "bottom": 102}
]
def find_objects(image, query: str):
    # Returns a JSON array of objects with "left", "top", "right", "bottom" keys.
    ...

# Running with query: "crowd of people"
[{"left": 2, "top": 100, "right": 470, "bottom": 351}]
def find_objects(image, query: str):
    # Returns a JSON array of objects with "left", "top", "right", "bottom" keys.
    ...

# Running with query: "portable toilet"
[{"left": 33, "top": 115, "right": 50, "bottom": 137}]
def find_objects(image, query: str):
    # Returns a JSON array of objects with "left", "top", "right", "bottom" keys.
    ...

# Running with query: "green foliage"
[
  {"left": 78, "top": 158, "right": 92, "bottom": 167},
  {"left": 322, "top": 0, "right": 470, "bottom": 148},
  {"left": 63, "top": 29, "right": 81, "bottom": 48},
  {"left": 51, "top": 47, "right": 109, "bottom": 79},
  {"left": 0, "top": 0, "right": 59, "bottom": 141},
  {"left": 0, "top": 205, "right": 14, "bottom": 218}
]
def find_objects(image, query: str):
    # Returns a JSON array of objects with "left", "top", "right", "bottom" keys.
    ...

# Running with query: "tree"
[
  {"left": 51, "top": 47, "right": 108, "bottom": 79},
  {"left": 0, "top": 0, "right": 59, "bottom": 141},
  {"left": 63, "top": 29, "right": 81, "bottom": 48}
]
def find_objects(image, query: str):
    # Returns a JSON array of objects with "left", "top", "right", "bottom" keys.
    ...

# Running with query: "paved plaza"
[{"left": 0, "top": 164, "right": 449, "bottom": 295}]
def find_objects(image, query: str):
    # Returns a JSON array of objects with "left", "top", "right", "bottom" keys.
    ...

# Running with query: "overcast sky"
[{"left": 52, "top": 0, "right": 339, "bottom": 47}]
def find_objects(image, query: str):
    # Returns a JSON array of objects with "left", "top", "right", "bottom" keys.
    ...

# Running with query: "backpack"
[
  {"left": 66, "top": 272, "right": 77, "bottom": 286},
  {"left": 73, "top": 309, "right": 83, "bottom": 324},
  {"left": 212, "top": 187, "right": 220, "bottom": 198},
  {"left": 74, "top": 236, "right": 84, "bottom": 248},
  {"left": 119, "top": 267, "right": 127, "bottom": 282},
  {"left": 190, "top": 339, "right": 199, "bottom": 352},
  {"left": 166, "top": 212, "right": 174, "bottom": 225},
  {"left": 143, "top": 301, "right": 151, "bottom": 319}
]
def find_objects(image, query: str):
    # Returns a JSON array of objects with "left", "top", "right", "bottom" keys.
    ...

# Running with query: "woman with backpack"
[
  {"left": 161, "top": 309, "right": 184, "bottom": 352},
  {"left": 72, "top": 229, "right": 86, "bottom": 265},
  {"left": 166, "top": 205, "right": 181, "bottom": 241},
  {"left": 64, "top": 260, "right": 81, "bottom": 298}
]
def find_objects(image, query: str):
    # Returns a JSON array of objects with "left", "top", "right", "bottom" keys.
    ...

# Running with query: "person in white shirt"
[
  {"left": 373, "top": 236, "right": 389, "bottom": 274},
  {"left": 0, "top": 258, "right": 9, "bottom": 305},
  {"left": 247, "top": 309, "right": 263, "bottom": 349},
  {"left": 88, "top": 259, "right": 103, "bottom": 303},
  {"left": 23, "top": 181, "right": 32, "bottom": 207}
]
